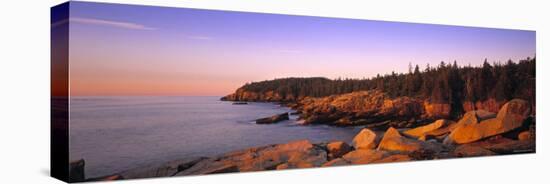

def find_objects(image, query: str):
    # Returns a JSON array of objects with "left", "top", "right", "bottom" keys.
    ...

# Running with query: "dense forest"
[{"left": 237, "top": 57, "right": 535, "bottom": 116}]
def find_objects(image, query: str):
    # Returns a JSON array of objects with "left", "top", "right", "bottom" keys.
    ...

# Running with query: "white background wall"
[{"left": 0, "top": 0, "right": 548, "bottom": 183}]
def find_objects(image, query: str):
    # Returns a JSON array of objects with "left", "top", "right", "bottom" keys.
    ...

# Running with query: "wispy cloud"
[
  {"left": 186, "top": 36, "right": 213, "bottom": 40},
  {"left": 69, "top": 17, "right": 157, "bottom": 30}
]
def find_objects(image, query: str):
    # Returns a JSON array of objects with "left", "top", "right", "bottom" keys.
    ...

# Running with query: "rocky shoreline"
[
  {"left": 70, "top": 96, "right": 535, "bottom": 182},
  {"left": 222, "top": 89, "right": 519, "bottom": 127}
]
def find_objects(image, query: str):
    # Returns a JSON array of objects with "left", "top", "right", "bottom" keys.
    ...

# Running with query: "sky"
[{"left": 62, "top": 1, "right": 536, "bottom": 96}]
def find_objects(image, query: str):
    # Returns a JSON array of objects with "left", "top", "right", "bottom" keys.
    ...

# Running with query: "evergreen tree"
[{"left": 236, "top": 57, "right": 535, "bottom": 118}]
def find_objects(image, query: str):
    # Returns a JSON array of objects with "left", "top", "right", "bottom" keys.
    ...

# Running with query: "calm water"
[{"left": 69, "top": 96, "right": 361, "bottom": 178}]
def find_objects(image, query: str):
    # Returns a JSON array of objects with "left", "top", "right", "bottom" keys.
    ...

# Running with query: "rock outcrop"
[
  {"left": 256, "top": 112, "right": 289, "bottom": 124},
  {"left": 298, "top": 90, "right": 434, "bottom": 126},
  {"left": 223, "top": 89, "right": 531, "bottom": 129},
  {"left": 446, "top": 99, "right": 531, "bottom": 144},
  {"left": 351, "top": 128, "right": 379, "bottom": 149},
  {"left": 377, "top": 127, "right": 426, "bottom": 153},
  {"left": 221, "top": 89, "right": 295, "bottom": 102},
  {"left": 174, "top": 140, "right": 327, "bottom": 175}
]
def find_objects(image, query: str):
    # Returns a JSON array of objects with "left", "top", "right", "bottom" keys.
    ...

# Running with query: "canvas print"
[{"left": 51, "top": 1, "right": 536, "bottom": 182}]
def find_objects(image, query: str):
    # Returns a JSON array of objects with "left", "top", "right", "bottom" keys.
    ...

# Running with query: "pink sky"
[{"left": 66, "top": 2, "right": 535, "bottom": 96}]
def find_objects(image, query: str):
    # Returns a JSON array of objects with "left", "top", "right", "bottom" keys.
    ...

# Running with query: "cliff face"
[
  {"left": 222, "top": 89, "right": 519, "bottom": 126},
  {"left": 221, "top": 88, "right": 298, "bottom": 102},
  {"left": 223, "top": 89, "right": 453, "bottom": 121},
  {"left": 296, "top": 90, "right": 447, "bottom": 126}
]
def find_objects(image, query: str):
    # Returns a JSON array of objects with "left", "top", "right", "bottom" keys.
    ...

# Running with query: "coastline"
[
  {"left": 71, "top": 96, "right": 536, "bottom": 182},
  {"left": 68, "top": 97, "right": 359, "bottom": 180}
]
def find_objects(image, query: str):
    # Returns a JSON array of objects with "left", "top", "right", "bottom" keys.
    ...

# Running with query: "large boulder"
[
  {"left": 326, "top": 141, "right": 352, "bottom": 159},
  {"left": 403, "top": 119, "right": 452, "bottom": 138},
  {"left": 341, "top": 149, "right": 389, "bottom": 164},
  {"left": 495, "top": 99, "right": 531, "bottom": 129},
  {"left": 377, "top": 127, "right": 425, "bottom": 153},
  {"left": 443, "top": 111, "right": 486, "bottom": 144},
  {"left": 175, "top": 139, "right": 329, "bottom": 175},
  {"left": 239, "top": 140, "right": 327, "bottom": 171},
  {"left": 446, "top": 99, "right": 530, "bottom": 144},
  {"left": 352, "top": 128, "right": 379, "bottom": 149}
]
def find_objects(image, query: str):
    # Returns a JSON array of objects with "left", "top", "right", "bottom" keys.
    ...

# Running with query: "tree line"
[{"left": 239, "top": 57, "right": 535, "bottom": 115}]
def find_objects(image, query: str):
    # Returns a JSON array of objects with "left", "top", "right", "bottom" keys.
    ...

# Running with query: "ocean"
[{"left": 69, "top": 96, "right": 361, "bottom": 177}]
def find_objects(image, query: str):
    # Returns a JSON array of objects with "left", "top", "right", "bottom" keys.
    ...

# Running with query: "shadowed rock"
[
  {"left": 452, "top": 145, "right": 495, "bottom": 157},
  {"left": 120, "top": 157, "right": 207, "bottom": 179},
  {"left": 473, "top": 137, "right": 535, "bottom": 154},
  {"left": 518, "top": 131, "right": 533, "bottom": 141},
  {"left": 326, "top": 141, "right": 352, "bottom": 160},
  {"left": 321, "top": 158, "right": 350, "bottom": 167},
  {"left": 256, "top": 112, "right": 289, "bottom": 124},
  {"left": 174, "top": 159, "right": 239, "bottom": 176},
  {"left": 69, "top": 159, "right": 85, "bottom": 182},
  {"left": 232, "top": 102, "right": 248, "bottom": 105}
]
